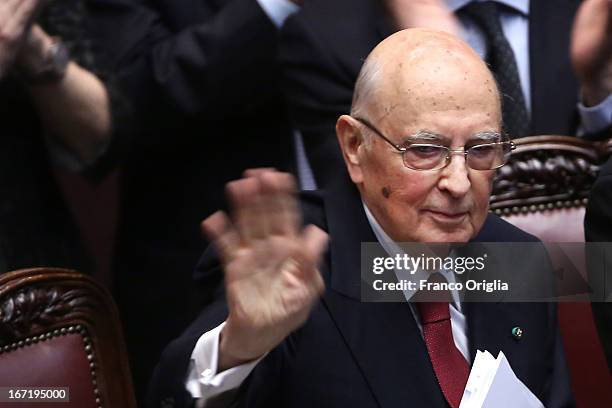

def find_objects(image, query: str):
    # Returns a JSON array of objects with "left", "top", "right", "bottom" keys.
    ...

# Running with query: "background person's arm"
[
  {"left": 88, "top": 0, "right": 299, "bottom": 122},
  {"left": 572, "top": 0, "right": 612, "bottom": 136},
  {"left": 18, "top": 24, "right": 111, "bottom": 165}
]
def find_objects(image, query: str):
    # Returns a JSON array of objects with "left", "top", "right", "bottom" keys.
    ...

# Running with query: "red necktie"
[{"left": 417, "top": 301, "right": 470, "bottom": 408}]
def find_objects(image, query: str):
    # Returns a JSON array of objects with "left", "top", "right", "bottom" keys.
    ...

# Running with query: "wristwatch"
[{"left": 21, "top": 38, "right": 70, "bottom": 85}]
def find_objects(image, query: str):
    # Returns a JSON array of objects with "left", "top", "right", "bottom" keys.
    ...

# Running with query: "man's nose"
[{"left": 437, "top": 152, "right": 471, "bottom": 198}]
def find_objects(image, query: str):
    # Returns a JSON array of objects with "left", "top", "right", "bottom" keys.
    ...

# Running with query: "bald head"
[{"left": 351, "top": 29, "right": 501, "bottom": 127}]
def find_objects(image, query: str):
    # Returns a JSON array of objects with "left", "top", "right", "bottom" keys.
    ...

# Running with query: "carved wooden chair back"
[
  {"left": 491, "top": 135, "right": 612, "bottom": 242},
  {"left": 0, "top": 268, "right": 136, "bottom": 408}
]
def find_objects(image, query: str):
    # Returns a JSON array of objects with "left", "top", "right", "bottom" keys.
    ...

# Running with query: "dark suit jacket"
[
  {"left": 148, "top": 170, "right": 575, "bottom": 408},
  {"left": 585, "top": 157, "right": 612, "bottom": 371},
  {"left": 88, "top": 0, "right": 295, "bottom": 400},
  {"left": 280, "top": 0, "right": 582, "bottom": 186}
]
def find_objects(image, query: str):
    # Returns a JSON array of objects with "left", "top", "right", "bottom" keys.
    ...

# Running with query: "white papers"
[{"left": 459, "top": 350, "right": 545, "bottom": 408}]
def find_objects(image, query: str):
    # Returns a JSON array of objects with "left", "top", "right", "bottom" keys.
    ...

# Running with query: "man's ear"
[{"left": 336, "top": 115, "right": 365, "bottom": 184}]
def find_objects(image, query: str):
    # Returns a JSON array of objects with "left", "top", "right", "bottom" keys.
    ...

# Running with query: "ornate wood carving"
[
  {"left": 491, "top": 136, "right": 612, "bottom": 214},
  {"left": 0, "top": 268, "right": 137, "bottom": 408},
  {"left": 0, "top": 286, "right": 94, "bottom": 344}
]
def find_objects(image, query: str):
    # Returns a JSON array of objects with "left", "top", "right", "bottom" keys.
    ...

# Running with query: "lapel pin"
[{"left": 512, "top": 326, "right": 523, "bottom": 340}]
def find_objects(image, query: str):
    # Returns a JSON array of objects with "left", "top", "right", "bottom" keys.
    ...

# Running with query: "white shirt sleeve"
[
  {"left": 256, "top": 0, "right": 300, "bottom": 28},
  {"left": 185, "top": 322, "right": 266, "bottom": 407},
  {"left": 578, "top": 93, "right": 612, "bottom": 135}
]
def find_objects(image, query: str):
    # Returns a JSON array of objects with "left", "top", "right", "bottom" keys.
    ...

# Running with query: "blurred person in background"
[
  {"left": 88, "top": 0, "right": 305, "bottom": 401},
  {"left": 280, "top": 0, "right": 612, "bottom": 188},
  {"left": 0, "top": 0, "right": 123, "bottom": 276}
]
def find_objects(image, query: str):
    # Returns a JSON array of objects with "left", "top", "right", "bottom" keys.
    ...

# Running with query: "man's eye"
[
  {"left": 470, "top": 144, "right": 496, "bottom": 157},
  {"left": 410, "top": 145, "right": 443, "bottom": 156}
]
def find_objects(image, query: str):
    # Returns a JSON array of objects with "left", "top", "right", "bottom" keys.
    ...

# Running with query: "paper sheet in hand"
[{"left": 459, "top": 350, "right": 545, "bottom": 408}]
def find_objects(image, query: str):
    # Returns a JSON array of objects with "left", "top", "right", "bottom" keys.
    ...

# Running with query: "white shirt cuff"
[
  {"left": 185, "top": 322, "right": 265, "bottom": 406},
  {"left": 256, "top": 0, "right": 300, "bottom": 28},
  {"left": 578, "top": 93, "right": 612, "bottom": 135}
]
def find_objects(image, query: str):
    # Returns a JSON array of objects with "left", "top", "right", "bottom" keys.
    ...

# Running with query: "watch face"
[
  {"left": 25, "top": 41, "right": 70, "bottom": 85},
  {"left": 47, "top": 42, "right": 70, "bottom": 80},
  {"left": 53, "top": 42, "right": 70, "bottom": 75}
]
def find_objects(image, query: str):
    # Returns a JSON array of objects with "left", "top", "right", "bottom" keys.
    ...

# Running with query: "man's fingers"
[
  {"left": 226, "top": 177, "right": 268, "bottom": 243},
  {"left": 227, "top": 171, "right": 301, "bottom": 243},
  {"left": 8, "top": 0, "right": 38, "bottom": 32},
  {"left": 201, "top": 211, "right": 239, "bottom": 263},
  {"left": 258, "top": 171, "right": 300, "bottom": 236},
  {"left": 1, "top": 0, "right": 34, "bottom": 46},
  {"left": 275, "top": 225, "right": 328, "bottom": 293},
  {"left": 201, "top": 211, "right": 229, "bottom": 241},
  {"left": 243, "top": 168, "right": 277, "bottom": 178},
  {"left": 301, "top": 225, "right": 330, "bottom": 265}
]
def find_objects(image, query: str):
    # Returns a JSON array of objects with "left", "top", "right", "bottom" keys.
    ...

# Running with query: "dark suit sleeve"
[
  {"left": 280, "top": 12, "right": 355, "bottom": 134},
  {"left": 145, "top": 245, "right": 291, "bottom": 408},
  {"left": 279, "top": 0, "right": 372, "bottom": 186},
  {"left": 146, "top": 244, "right": 228, "bottom": 408},
  {"left": 89, "top": 0, "right": 282, "bottom": 121},
  {"left": 280, "top": 15, "right": 346, "bottom": 186}
]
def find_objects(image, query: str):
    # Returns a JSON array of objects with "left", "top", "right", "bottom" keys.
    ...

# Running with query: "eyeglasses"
[{"left": 353, "top": 116, "right": 515, "bottom": 171}]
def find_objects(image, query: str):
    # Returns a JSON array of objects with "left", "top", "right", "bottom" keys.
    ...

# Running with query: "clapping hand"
[
  {"left": 201, "top": 169, "right": 329, "bottom": 371},
  {"left": 0, "top": 0, "right": 43, "bottom": 79}
]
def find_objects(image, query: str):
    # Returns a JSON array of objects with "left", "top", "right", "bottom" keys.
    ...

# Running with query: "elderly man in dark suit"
[{"left": 148, "top": 29, "right": 574, "bottom": 408}]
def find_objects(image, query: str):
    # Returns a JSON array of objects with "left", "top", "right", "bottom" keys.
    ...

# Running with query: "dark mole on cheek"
[{"left": 382, "top": 186, "right": 391, "bottom": 198}]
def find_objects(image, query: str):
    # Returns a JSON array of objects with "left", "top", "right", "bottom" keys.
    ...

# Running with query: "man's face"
[
  {"left": 339, "top": 31, "right": 503, "bottom": 243},
  {"left": 356, "top": 106, "right": 498, "bottom": 243}
]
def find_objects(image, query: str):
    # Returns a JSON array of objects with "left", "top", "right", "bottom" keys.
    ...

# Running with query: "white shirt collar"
[{"left": 362, "top": 203, "right": 462, "bottom": 309}]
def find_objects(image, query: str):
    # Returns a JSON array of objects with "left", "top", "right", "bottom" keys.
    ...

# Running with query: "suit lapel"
[
  {"left": 323, "top": 293, "right": 448, "bottom": 408},
  {"left": 320, "top": 172, "right": 448, "bottom": 407},
  {"left": 465, "top": 302, "right": 525, "bottom": 367}
]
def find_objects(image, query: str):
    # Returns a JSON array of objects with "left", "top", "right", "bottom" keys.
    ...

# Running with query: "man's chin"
[{"left": 418, "top": 223, "right": 473, "bottom": 243}]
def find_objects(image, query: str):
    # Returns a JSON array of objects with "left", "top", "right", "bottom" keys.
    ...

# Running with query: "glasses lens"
[
  {"left": 467, "top": 142, "right": 511, "bottom": 170},
  {"left": 403, "top": 144, "right": 448, "bottom": 170}
]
